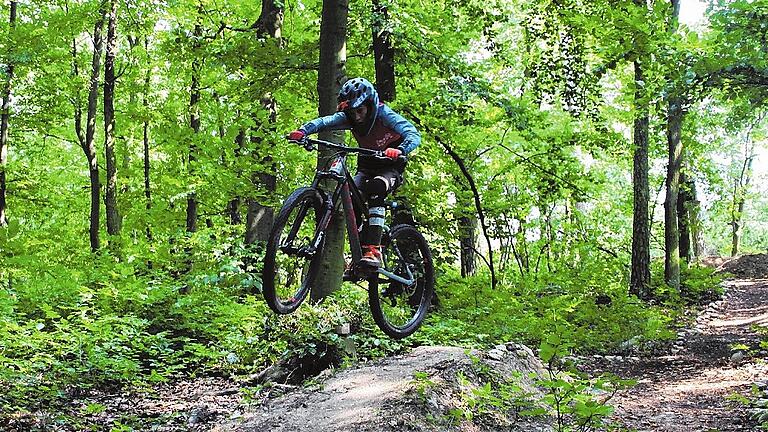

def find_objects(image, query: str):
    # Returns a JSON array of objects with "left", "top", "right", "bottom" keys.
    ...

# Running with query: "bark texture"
[
  {"left": 244, "top": 0, "right": 283, "bottom": 245},
  {"left": 186, "top": 10, "right": 202, "bottom": 233},
  {"left": 677, "top": 173, "right": 691, "bottom": 262},
  {"left": 311, "top": 0, "right": 349, "bottom": 302},
  {"left": 630, "top": 59, "right": 651, "bottom": 300},
  {"left": 664, "top": 95, "right": 683, "bottom": 289},
  {"left": 104, "top": 0, "right": 120, "bottom": 236},
  {"left": 664, "top": 0, "right": 682, "bottom": 289},
  {"left": 0, "top": 1, "right": 16, "bottom": 227},
  {"left": 83, "top": 8, "right": 107, "bottom": 251},
  {"left": 372, "top": 0, "right": 395, "bottom": 102}
]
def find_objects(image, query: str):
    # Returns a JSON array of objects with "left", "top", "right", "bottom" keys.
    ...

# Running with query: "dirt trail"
[
  {"left": 216, "top": 346, "right": 474, "bottom": 432},
  {"left": 586, "top": 258, "right": 768, "bottom": 432},
  {"left": 13, "top": 257, "right": 768, "bottom": 432}
]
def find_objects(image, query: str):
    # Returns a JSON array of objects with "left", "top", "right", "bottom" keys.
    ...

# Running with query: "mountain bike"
[{"left": 261, "top": 136, "right": 434, "bottom": 339}]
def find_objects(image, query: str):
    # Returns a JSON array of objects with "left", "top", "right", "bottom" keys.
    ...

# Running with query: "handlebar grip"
[{"left": 370, "top": 152, "right": 407, "bottom": 163}]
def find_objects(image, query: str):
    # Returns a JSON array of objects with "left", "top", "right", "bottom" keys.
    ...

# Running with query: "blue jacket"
[{"left": 300, "top": 104, "right": 421, "bottom": 155}]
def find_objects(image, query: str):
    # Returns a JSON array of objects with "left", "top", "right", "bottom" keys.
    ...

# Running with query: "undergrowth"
[{"left": 0, "top": 226, "right": 726, "bottom": 427}]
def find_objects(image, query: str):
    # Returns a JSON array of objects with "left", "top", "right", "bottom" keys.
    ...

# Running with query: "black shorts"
[{"left": 353, "top": 168, "right": 403, "bottom": 201}]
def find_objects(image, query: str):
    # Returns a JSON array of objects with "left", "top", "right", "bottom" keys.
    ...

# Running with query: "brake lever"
[
  {"left": 372, "top": 152, "right": 407, "bottom": 163},
  {"left": 286, "top": 137, "right": 315, "bottom": 151}
]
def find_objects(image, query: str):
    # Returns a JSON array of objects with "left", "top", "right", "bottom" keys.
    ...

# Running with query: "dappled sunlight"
[{"left": 710, "top": 312, "right": 768, "bottom": 328}]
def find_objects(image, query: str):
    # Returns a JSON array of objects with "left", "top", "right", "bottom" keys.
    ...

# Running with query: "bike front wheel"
[
  {"left": 368, "top": 224, "right": 435, "bottom": 339},
  {"left": 262, "top": 187, "right": 326, "bottom": 314}
]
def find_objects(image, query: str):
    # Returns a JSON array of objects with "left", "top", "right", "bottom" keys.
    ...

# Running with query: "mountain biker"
[{"left": 288, "top": 77, "right": 421, "bottom": 268}]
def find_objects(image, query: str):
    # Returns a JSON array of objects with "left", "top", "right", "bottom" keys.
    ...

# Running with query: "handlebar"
[{"left": 287, "top": 136, "right": 405, "bottom": 161}]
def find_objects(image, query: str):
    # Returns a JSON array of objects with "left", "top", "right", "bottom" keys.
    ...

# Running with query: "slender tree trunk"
[
  {"left": 437, "top": 134, "right": 497, "bottom": 288},
  {"left": 82, "top": 8, "right": 107, "bottom": 252},
  {"left": 460, "top": 214, "right": 477, "bottom": 277},
  {"left": 663, "top": 0, "right": 682, "bottom": 289},
  {"left": 731, "top": 177, "right": 744, "bottom": 257},
  {"left": 677, "top": 172, "right": 691, "bottom": 262},
  {"left": 0, "top": 1, "right": 16, "bottom": 227},
  {"left": 104, "top": 0, "right": 120, "bottom": 236},
  {"left": 688, "top": 180, "right": 703, "bottom": 259},
  {"left": 730, "top": 120, "right": 759, "bottom": 256},
  {"left": 245, "top": 99, "right": 278, "bottom": 244},
  {"left": 143, "top": 37, "right": 152, "bottom": 242},
  {"left": 228, "top": 129, "right": 245, "bottom": 225},
  {"left": 372, "top": 0, "right": 395, "bottom": 102},
  {"left": 664, "top": 97, "right": 682, "bottom": 289},
  {"left": 630, "top": 58, "right": 651, "bottom": 300},
  {"left": 406, "top": 111, "right": 497, "bottom": 288},
  {"left": 311, "top": 0, "right": 349, "bottom": 302},
  {"left": 186, "top": 11, "right": 202, "bottom": 233}
]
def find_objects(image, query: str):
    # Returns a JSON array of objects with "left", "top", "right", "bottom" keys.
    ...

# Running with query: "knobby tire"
[
  {"left": 368, "top": 224, "right": 434, "bottom": 339},
  {"left": 262, "top": 187, "right": 325, "bottom": 314}
]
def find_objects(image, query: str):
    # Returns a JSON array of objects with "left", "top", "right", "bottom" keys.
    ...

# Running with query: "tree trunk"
[
  {"left": 82, "top": 8, "right": 107, "bottom": 252},
  {"left": 664, "top": 97, "right": 682, "bottom": 289},
  {"left": 730, "top": 120, "right": 759, "bottom": 257},
  {"left": 437, "top": 133, "right": 497, "bottom": 288},
  {"left": 0, "top": 1, "right": 16, "bottom": 227},
  {"left": 186, "top": 12, "right": 202, "bottom": 233},
  {"left": 406, "top": 112, "right": 497, "bottom": 288},
  {"left": 630, "top": 59, "right": 651, "bottom": 300},
  {"left": 372, "top": 0, "right": 395, "bottom": 102},
  {"left": 143, "top": 37, "right": 152, "bottom": 242},
  {"left": 245, "top": 104, "right": 278, "bottom": 244},
  {"left": 229, "top": 129, "right": 246, "bottom": 225},
  {"left": 104, "top": 0, "right": 120, "bottom": 236},
  {"left": 311, "top": 0, "right": 349, "bottom": 302},
  {"left": 459, "top": 214, "right": 477, "bottom": 277},
  {"left": 663, "top": 0, "right": 682, "bottom": 289},
  {"left": 677, "top": 172, "right": 691, "bottom": 262},
  {"left": 244, "top": 0, "right": 284, "bottom": 245},
  {"left": 731, "top": 177, "right": 743, "bottom": 257},
  {"left": 688, "top": 180, "right": 703, "bottom": 259},
  {"left": 245, "top": 169, "right": 276, "bottom": 244}
]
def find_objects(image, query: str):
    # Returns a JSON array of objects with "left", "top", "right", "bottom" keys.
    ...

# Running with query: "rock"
[
  {"left": 507, "top": 342, "right": 537, "bottom": 360},
  {"left": 487, "top": 349, "right": 506, "bottom": 361},
  {"left": 335, "top": 323, "right": 350, "bottom": 335},
  {"left": 188, "top": 405, "right": 210, "bottom": 425}
]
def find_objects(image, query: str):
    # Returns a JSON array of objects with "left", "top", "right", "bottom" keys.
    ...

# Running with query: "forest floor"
[
  {"left": 578, "top": 254, "right": 768, "bottom": 431},
  {"left": 13, "top": 255, "right": 768, "bottom": 431}
]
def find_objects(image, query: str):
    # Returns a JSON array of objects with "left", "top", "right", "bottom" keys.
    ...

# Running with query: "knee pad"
[{"left": 367, "top": 176, "right": 390, "bottom": 196}]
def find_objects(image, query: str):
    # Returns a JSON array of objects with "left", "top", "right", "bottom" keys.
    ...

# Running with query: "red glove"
[
  {"left": 384, "top": 148, "right": 402, "bottom": 159},
  {"left": 288, "top": 130, "right": 306, "bottom": 141}
]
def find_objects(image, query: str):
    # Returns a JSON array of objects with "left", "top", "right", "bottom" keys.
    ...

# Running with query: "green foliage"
[
  {"left": 416, "top": 268, "right": 676, "bottom": 354},
  {"left": 533, "top": 335, "right": 635, "bottom": 432},
  {"left": 1, "top": 0, "right": 766, "bottom": 428},
  {"left": 407, "top": 356, "right": 537, "bottom": 428},
  {"left": 650, "top": 261, "right": 725, "bottom": 307}
]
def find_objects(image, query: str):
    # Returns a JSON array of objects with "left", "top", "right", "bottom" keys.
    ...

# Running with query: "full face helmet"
[{"left": 337, "top": 77, "right": 379, "bottom": 135}]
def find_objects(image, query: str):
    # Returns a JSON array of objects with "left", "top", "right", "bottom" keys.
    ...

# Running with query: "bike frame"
[
  {"left": 292, "top": 138, "right": 416, "bottom": 286},
  {"left": 311, "top": 151, "right": 366, "bottom": 264}
]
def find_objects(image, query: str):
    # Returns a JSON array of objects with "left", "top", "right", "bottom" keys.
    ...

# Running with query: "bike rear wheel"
[
  {"left": 262, "top": 187, "right": 326, "bottom": 314},
  {"left": 368, "top": 224, "right": 434, "bottom": 339}
]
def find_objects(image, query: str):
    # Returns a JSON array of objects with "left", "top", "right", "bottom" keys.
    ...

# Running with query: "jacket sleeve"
[
  {"left": 379, "top": 105, "right": 421, "bottom": 155},
  {"left": 300, "top": 112, "right": 351, "bottom": 135}
]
